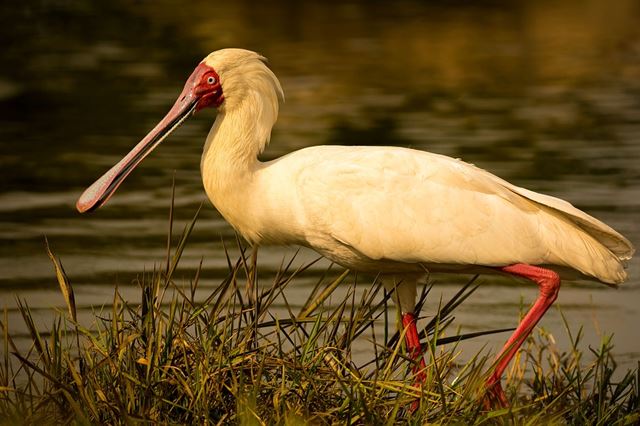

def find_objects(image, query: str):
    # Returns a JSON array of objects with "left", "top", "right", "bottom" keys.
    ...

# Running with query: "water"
[{"left": 1, "top": 0, "right": 639, "bottom": 369}]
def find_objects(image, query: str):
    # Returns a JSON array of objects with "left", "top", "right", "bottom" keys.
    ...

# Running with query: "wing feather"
[{"left": 280, "top": 145, "right": 632, "bottom": 283}]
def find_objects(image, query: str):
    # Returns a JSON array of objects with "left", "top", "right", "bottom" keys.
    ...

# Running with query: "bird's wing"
[
  {"left": 289, "top": 146, "right": 632, "bottom": 278},
  {"left": 293, "top": 146, "right": 540, "bottom": 265}
]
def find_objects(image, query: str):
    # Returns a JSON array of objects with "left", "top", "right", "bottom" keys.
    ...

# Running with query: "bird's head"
[{"left": 76, "top": 48, "right": 283, "bottom": 213}]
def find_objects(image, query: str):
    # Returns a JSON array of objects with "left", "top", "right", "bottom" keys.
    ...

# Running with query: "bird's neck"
[
  {"left": 201, "top": 109, "right": 261, "bottom": 180},
  {"left": 200, "top": 91, "right": 278, "bottom": 241}
]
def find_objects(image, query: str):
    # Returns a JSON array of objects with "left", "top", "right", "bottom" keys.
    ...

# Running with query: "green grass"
[{"left": 0, "top": 204, "right": 638, "bottom": 425}]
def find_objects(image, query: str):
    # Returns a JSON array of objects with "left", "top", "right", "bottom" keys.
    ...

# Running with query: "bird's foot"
[{"left": 483, "top": 378, "right": 509, "bottom": 410}]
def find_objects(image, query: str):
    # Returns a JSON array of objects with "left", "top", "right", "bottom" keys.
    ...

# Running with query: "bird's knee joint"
[{"left": 538, "top": 271, "right": 560, "bottom": 300}]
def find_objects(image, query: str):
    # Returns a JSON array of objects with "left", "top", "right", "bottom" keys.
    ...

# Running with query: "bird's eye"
[{"left": 207, "top": 76, "right": 216, "bottom": 85}]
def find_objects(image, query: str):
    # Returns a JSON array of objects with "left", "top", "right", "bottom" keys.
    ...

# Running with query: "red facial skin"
[{"left": 190, "top": 63, "right": 224, "bottom": 111}]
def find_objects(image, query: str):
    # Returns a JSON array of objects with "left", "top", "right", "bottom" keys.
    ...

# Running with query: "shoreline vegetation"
[{"left": 0, "top": 204, "right": 638, "bottom": 424}]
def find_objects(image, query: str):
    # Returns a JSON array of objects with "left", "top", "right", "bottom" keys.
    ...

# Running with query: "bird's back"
[{"left": 257, "top": 145, "right": 634, "bottom": 284}]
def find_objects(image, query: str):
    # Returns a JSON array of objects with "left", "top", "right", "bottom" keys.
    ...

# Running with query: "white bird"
[{"left": 77, "top": 49, "right": 634, "bottom": 406}]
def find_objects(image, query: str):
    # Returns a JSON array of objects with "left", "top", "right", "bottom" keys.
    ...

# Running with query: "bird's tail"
[
  {"left": 488, "top": 169, "right": 634, "bottom": 284},
  {"left": 540, "top": 205, "right": 631, "bottom": 285}
]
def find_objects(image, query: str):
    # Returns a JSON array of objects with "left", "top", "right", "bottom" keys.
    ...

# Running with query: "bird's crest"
[{"left": 203, "top": 49, "right": 284, "bottom": 153}]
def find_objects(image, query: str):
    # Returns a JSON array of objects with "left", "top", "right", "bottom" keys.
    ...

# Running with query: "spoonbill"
[{"left": 77, "top": 49, "right": 634, "bottom": 406}]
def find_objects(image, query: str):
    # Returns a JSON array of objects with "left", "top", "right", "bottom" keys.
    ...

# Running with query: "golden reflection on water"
[{"left": 127, "top": 0, "right": 640, "bottom": 85}]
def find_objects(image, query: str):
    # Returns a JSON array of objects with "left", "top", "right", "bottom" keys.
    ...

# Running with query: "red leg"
[
  {"left": 402, "top": 312, "right": 427, "bottom": 381},
  {"left": 402, "top": 312, "right": 426, "bottom": 411},
  {"left": 485, "top": 264, "right": 561, "bottom": 407}
]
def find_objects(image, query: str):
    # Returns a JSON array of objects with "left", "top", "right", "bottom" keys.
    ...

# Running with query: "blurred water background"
[{"left": 1, "top": 0, "right": 639, "bottom": 369}]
